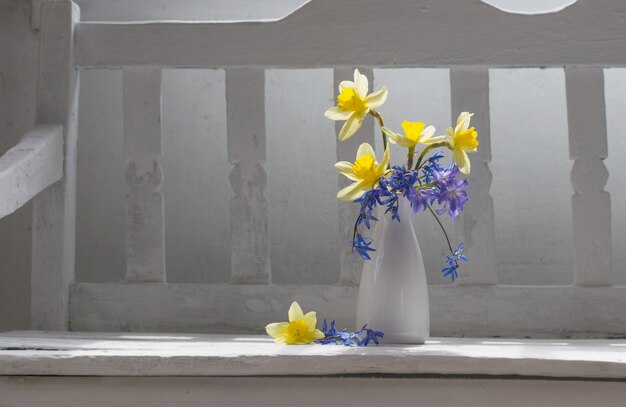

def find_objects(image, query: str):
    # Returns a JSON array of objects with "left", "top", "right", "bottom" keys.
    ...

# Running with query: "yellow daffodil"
[
  {"left": 382, "top": 121, "right": 437, "bottom": 148},
  {"left": 444, "top": 112, "right": 479, "bottom": 175},
  {"left": 324, "top": 69, "right": 388, "bottom": 141},
  {"left": 335, "top": 143, "right": 390, "bottom": 201},
  {"left": 265, "top": 301, "right": 324, "bottom": 345}
]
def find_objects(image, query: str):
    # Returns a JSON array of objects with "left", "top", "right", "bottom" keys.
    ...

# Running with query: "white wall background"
[{"left": 2, "top": 0, "right": 626, "bottom": 332}]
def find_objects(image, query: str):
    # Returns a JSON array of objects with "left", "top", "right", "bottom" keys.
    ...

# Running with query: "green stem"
[
  {"left": 414, "top": 142, "right": 447, "bottom": 171},
  {"left": 427, "top": 204, "right": 453, "bottom": 253},
  {"left": 407, "top": 146, "right": 415, "bottom": 170},
  {"left": 370, "top": 110, "right": 389, "bottom": 168}
]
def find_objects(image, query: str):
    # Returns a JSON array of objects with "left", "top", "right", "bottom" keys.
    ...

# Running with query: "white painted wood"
[
  {"left": 334, "top": 67, "right": 375, "bottom": 286},
  {"left": 0, "top": 125, "right": 63, "bottom": 219},
  {"left": 565, "top": 67, "right": 612, "bottom": 286},
  {"left": 2, "top": 331, "right": 626, "bottom": 379},
  {"left": 605, "top": 68, "right": 626, "bottom": 286},
  {"left": 161, "top": 69, "right": 232, "bottom": 283},
  {"left": 74, "top": 0, "right": 626, "bottom": 68},
  {"left": 123, "top": 68, "right": 166, "bottom": 282},
  {"left": 226, "top": 68, "right": 270, "bottom": 284},
  {"left": 450, "top": 67, "right": 496, "bottom": 285},
  {"left": 21, "top": 0, "right": 626, "bottom": 339},
  {"left": 490, "top": 68, "right": 573, "bottom": 285},
  {"left": 265, "top": 69, "right": 339, "bottom": 284},
  {"left": 31, "top": 0, "right": 309, "bottom": 29},
  {"left": 70, "top": 283, "right": 626, "bottom": 338},
  {"left": 3, "top": 377, "right": 626, "bottom": 407},
  {"left": 31, "top": 0, "right": 80, "bottom": 331}
]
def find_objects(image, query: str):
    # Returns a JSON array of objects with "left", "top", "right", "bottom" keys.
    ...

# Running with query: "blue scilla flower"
[
  {"left": 436, "top": 177, "right": 469, "bottom": 219},
  {"left": 318, "top": 320, "right": 384, "bottom": 346},
  {"left": 431, "top": 163, "right": 460, "bottom": 186},
  {"left": 448, "top": 243, "right": 469, "bottom": 264},
  {"left": 352, "top": 234, "right": 375, "bottom": 260},
  {"left": 441, "top": 243, "right": 469, "bottom": 281},
  {"left": 407, "top": 186, "right": 436, "bottom": 214},
  {"left": 421, "top": 152, "right": 445, "bottom": 183}
]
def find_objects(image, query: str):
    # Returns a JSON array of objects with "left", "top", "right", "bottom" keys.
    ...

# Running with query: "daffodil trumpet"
[{"left": 325, "top": 69, "right": 478, "bottom": 282}]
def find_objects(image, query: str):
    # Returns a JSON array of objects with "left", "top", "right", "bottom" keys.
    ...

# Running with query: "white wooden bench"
[
  {"left": 1, "top": 0, "right": 626, "bottom": 404},
  {"left": 1, "top": 332, "right": 626, "bottom": 405}
]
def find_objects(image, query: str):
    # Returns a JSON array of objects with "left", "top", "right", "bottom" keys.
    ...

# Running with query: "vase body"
[{"left": 356, "top": 197, "right": 430, "bottom": 344}]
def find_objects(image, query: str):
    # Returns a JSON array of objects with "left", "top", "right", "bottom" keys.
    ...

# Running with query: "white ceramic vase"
[{"left": 355, "top": 196, "right": 430, "bottom": 344}]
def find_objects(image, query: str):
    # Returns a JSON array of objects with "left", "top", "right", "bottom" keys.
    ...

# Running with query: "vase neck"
[{"left": 396, "top": 196, "right": 413, "bottom": 221}]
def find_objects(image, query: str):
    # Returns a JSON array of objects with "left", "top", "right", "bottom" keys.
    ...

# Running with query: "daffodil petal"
[
  {"left": 265, "top": 322, "right": 288, "bottom": 339},
  {"left": 445, "top": 127, "right": 455, "bottom": 146},
  {"left": 324, "top": 106, "right": 352, "bottom": 121},
  {"left": 454, "top": 148, "right": 471, "bottom": 175},
  {"left": 377, "top": 147, "right": 391, "bottom": 173},
  {"left": 383, "top": 127, "right": 412, "bottom": 147},
  {"left": 337, "top": 180, "right": 367, "bottom": 201},
  {"left": 303, "top": 311, "right": 317, "bottom": 331},
  {"left": 356, "top": 142, "right": 376, "bottom": 160},
  {"left": 288, "top": 301, "right": 304, "bottom": 322},
  {"left": 421, "top": 135, "right": 447, "bottom": 145},
  {"left": 310, "top": 329, "right": 325, "bottom": 341},
  {"left": 421, "top": 125, "right": 436, "bottom": 140},
  {"left": 392, "top": 135, "right": 417, "bottom": 148},
  {"left": 339, "top": 80, "right": 354, "bottom": 92},
  {"left": 381, "top": 127, "right": 397, "bottom": 137},
  {"left": 338, "top": 113, "right": 364, "bottom": 141},
  {"left": 354, "top": 69, "right": 369, "bottom": 99},
  {"left": 364, "top": 86, "right": 388, "bottom": 109},
  {"left": 455, "top": 112, "right": 473, "bottom": 133},
  {"left": 335, "top": 161, "right": 359, "bottom": 181},
  {"left": 385, "top": 131, "right": 402, "bottom": 146}
]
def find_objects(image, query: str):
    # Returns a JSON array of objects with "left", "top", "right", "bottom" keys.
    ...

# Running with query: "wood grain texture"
[
  {"left": 70, "top": 283, "right": 626, "bottom": 338},
  {"left": 227, "top": 69, "right": 270, "bottom": 284},
  {"left": 566, "top": 67, "right": 612, "bottom": 286},
  {"left": 0, "top": 125, "right": 63, "bottom": 219},
  {"left": 31, "top": 0, "right": 80, "bottom": 330},
  {"left": 2, "top": 331, "right": 626, "bottom": 379},
  {"left": 123, "top": 68, "right": 166, "bottom": 282},
  {"left": 450, "top": 67, "right": 496, "bottom": 285},
  {"left": 75, "top": 0, "right": 626, "bottom": 68}
]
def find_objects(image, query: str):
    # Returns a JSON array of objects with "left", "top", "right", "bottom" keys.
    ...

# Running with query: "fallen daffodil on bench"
[{"left": 265, "top": 301, "right": 384, "bottom": 346}]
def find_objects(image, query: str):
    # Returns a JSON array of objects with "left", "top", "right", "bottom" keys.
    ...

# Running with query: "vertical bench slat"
[
  {"left": 123, "top": 68, "right": 166, "bottom": 282},
  {"left": 31, "top": 0, "right": 80, "bottom": 330},
  {"left": 450, "top": 67, "right": 497, "bottom": 285},
  {"left": 334, "top": 68, "right": 376, "bottom": 286},
  {"left": 227, "top": 68, "right": 271, "bottom": 284},
  {"left": 565, "top": 67, "right": 612, "bottom": 286}
]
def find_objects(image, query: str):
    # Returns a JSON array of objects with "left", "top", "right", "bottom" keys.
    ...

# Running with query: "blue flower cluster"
[
  {"left": 351, "top": 153, "right": 469, "bottom": 281},
  {"left": 441, "top": 243, "right": 469, "bottom": 282},
  {"left": 317, "top": 320, "right": 384, "bottom": 346}
]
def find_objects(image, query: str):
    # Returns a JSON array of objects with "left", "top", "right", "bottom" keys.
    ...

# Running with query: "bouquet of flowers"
[
  {"left": 325, "top": 69, "right": 478, "bottom": 281},
  {"left": 265, "top": 69, "right": 479, "bottom": 347}
]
